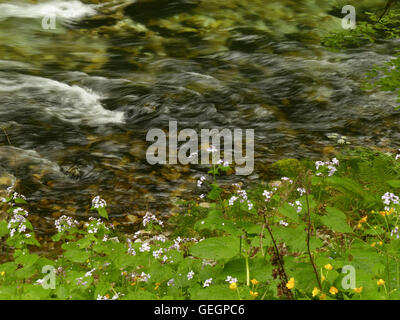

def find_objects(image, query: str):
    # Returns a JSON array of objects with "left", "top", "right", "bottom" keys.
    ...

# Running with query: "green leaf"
[
  {"left": 123, "top": 291, "right": 158, "bottom": 300},
  {"left": 14, "top": 198, "right": 27, "bottom": 204},
  {"left": 20, "top": 284, "right": 51, "bottom": 300},
  {"left": 97, "top": 207, "right": 108, "bottom": 220},
  {"left": 190, "top": 236, "right": 239, "bottom": 261},
  {"left": 272, "top": 223, "right": 307, "bottom": 252},
  {"left": 319, "top": 207, "right": 352, "bottom": 233},
  {"left": 278, "top": 203, "right": 299, "bottom": 222},
  {"left": 0, "top": 220, "right": 8, "bottom": 238},
  {"left": 387, "top": 180, "right": 400, "bottom": 188},
  {"left": 63, "top": 248, "right": 90, "bottom": 263},
  {"left": 194, "top": 209, "right": 241, "bottom": 236},
  {"left": 207, "top": 184, "right": 222, "bottom": 200},
  {"left": 222, "top": 258, "right": 273, "bottom": 283},
  {"left": 189, "top": 284, "right": 238, "bottom": 300},
  {"left": 15, "top": 253, "right": 40, "bottom": 267}
]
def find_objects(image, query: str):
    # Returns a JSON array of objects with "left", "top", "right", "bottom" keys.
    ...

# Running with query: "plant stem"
[
  {"left": 245, "top": 255, "right": 250, "bottom": 287},
  {"left": 305, "top": 190, "right": 322, "bottom": 290}
]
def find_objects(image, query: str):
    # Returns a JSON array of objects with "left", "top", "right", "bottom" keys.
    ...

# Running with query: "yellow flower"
[
  {"left": 229, "top": 282, "right": 238, "bottom": 290},
  {"left": 379, "top": 208, "right": 394, "bottom": 217},
  {"left": 154, "top": 282, "right": 161, "bottom": 290},
  {"left": 371, "top": 210, "right": 375, "bottom": 214},
  {"left": 312, "top": 287, "right": 319, "bottom": 297},
  {"left": 286, "top": 277, "right": 295, "bottom": 290},
  {"left": 319, "top": 293, "right": 326, "bottom": 300},
  {"left": 250, "top": 278, "right": 259, "bottom": 286},
  {"left": 321, "top": 275, "right": 326, "bottom": 282},
  {"left": 378, "top": 241, "right": 383, "bottom": 246},
  {"left": 249, "top": 291, "right": 259, "bottom": 298},
  {"left": 377, "top": 279, "right": 385, "bottom": 286},
  {"left": 360, "top": 216, "right": 368, "bottom": 223},
  {"left": 0, "top": 271, "right": 4, "bottom": 276},
  {"left": 324, "top": 264, "right": 333, "bottom": 271},
  {"left": 357, "top": 223, "right": 362, "bottom": 229},
  {"left": 371, "top": 242, "right": 376, "bottom": 247},
  {"left": 354, "top": 287, "right": 363, "bottom": 294},
  {"left": 329, "top": 286, "right": 338, "bottom": 295}
]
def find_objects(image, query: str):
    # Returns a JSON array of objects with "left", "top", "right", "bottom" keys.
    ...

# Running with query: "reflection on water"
[{"left": 0, "top": 0, "right": 399, "bottom": 232}]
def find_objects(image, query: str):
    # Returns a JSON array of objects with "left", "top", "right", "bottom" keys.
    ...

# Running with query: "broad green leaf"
[
  {"left": 319, "top": 207, "right": 352, "bottom": 233},
  {"left": 189, "top": 284, "right": 238, "bottom": 300},
  {"left": 190, "top": 236, "right": 239, "bottom": 261},
  {"left": 387, "top": 180, "right": 400, "bottom": 188},
  {"left": 97, "top": 207, "right": 108, "bottom": 220},
  {"left": 278, "top": 203, "right": 299, "bottom": 222},
  {"left": 194, "top": 210, "right": 241, "bottom": 236}
]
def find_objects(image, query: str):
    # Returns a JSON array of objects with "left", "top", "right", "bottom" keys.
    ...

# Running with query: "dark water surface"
[{"left": 0, "top": 0, "right": 399, "bottom": 233}]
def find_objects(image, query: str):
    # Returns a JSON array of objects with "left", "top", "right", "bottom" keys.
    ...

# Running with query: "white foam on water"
[
  {"left": 0, "top": 74, "right": 124, "bottom": 125},
  {"left": 0, "top": 0, "right": 97, "bottom": 21}
]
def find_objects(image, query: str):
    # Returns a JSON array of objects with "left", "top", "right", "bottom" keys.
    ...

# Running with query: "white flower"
[
  {"left": 382, "top": 192, "right": 399, "bottom": 212},
  {"left": 229, "top": 196, "right": 238, "bottom": 206},
  {"left": 281, "top": 177, "right": 293, "bottom": 184},
  {"left": 391, "top": 227, "right": 400, "bottom": 239},
  {"left": 197, "top": 176, "right": 206, "bottom": 187},
  {"left": 139, "top": 272, "right": 151, "bottom": 282},
  {"left": 187, "top": 270, "right": 195, "bottom": 280},
  {"left": 279, "top": 220, "right": 289, "bottom": 227},
  {"left": 55, "top": 215, "right": 79, "bottom": 233},
  {"left": 203, "top": 278, "right": 212, "bottom": 287},
  {"left": 142, "top": 212, "right": 163, "bottom": 227},
  {"left": 295, "top": 200, "right": 302, "bottom": 213},
  {"left": 207, "top": 145, "right": 218, "bottom": 153},
  {"left": 152, "top": 248, "right": 164, "bottom": 259},
  {"left": 92, "top": 196, "right": 106, "bottom": 209},
  {"left": 139, "top": 242, "right": 151, "bottom": 253},
  {"left": 225, "top": 276, "right": 237, "bottom": 284},
  {"left": 297, "top": 188, "right": 306, "bottom": 196},
  {"left": 263, "top": 190, "right": 273, "bottom": 202},
  {"left": 315, "top": 158, "right": 340, "bottom": 177},
  {"left": 84, "top": 268, "right": 96, "bottom": 278},
  {"left": 167, "top": 278, "right": 175, "bottom": 286}
]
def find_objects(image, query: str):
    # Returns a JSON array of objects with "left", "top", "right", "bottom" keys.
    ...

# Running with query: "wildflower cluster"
[
  {"left": 54, "top": 215, "right": 79, "bottom": 233},
  {"left": 228, "top": 189, "right": 253, "bottom": 210},
  {"left": 142, "top": 212, "right": 163, "bottom": 228},
  {"left": 85, "top": 217, "right": 110, "bottom": 234},
  {"left": 92, "top": 196, "right": 107, "bottom": 209},
  {"left": 382, "top": 192, "right": 399, "bottom": 212},
  {"left": 315, "top": 158, "right": 339, "bottom": 177},
  {"left": 8, "top": 207, "right": 29, "bottom": 238}
]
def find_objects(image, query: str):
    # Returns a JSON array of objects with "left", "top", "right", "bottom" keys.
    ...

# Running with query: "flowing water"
[{"left": 0, "top": 0, "right": 399, "bottom": 233}]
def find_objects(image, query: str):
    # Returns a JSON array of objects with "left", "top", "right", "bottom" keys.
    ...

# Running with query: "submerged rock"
[{"left": 124, "top": 0, "right": 200, "bottom": 23}]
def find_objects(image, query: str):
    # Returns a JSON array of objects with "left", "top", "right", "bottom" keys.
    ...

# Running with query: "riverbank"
[{"left": 1, "top": 146, "right": 400, "bottom": 300}]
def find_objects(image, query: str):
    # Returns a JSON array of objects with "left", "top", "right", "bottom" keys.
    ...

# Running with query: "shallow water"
[{"left": 0, "top": 0, "right": 399, "bottom": 230}]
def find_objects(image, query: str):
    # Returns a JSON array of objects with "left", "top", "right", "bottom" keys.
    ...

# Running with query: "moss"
[{"left": 267, "top": 158, "right": 302, "bottom": 179}]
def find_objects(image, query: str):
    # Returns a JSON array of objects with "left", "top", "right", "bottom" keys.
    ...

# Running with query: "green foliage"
[
  {"left": 1, "top": 148, "right": 400, "bottom": 300},
  {"left": 322, "top": 9, "right": 400, "bottom": 107},
  {"left": 322, "top": 10, "right": 400, "bottom": 49}
]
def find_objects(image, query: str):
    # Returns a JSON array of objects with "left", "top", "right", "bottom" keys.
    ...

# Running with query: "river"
[{"left": 0, "top": 0, "right": 399, "bottom": 235}]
